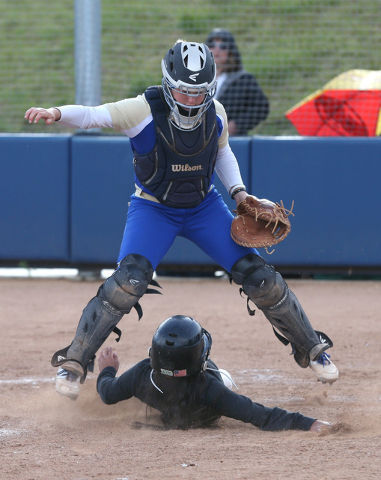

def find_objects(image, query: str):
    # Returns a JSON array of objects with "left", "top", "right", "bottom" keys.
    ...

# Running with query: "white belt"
[
  {"left": 134, "top": 184, "right": 214, "bottom": 204},
  {"left": 134, "top": 186, "right": 160, "bottom": 203}
]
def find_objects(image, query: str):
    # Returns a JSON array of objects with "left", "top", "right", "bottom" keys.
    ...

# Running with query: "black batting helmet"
[{"left": 149, "top": 315, "right": 212, "bottom": 377}]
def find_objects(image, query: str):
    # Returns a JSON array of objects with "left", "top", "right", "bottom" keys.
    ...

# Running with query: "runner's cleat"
[
  {"left": 309, "top": 352, "right": 339, "bottom": 384},
  {"left": 55, "top": 367, "right": 80, "bottom": 400}
]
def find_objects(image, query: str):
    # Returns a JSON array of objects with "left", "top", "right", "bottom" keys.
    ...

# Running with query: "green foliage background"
[{"left": 1, "top": 0, "right": 380, "bottom": 135}]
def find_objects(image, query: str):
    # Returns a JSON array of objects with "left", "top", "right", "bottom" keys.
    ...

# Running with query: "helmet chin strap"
[{"left": 150, "top": 369, "right": 164, "bottom": 394}]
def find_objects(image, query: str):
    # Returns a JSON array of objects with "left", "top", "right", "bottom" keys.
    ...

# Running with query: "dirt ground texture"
[{"left": 0, "top": 276, "right": 380, "bottom": 480}]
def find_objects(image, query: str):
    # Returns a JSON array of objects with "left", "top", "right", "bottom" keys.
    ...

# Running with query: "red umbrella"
[{"left": 286, "top": 70, "right": 381, "bottom": 136}]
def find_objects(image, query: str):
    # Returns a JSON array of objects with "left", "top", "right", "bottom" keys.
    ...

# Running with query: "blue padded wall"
[
  {"left": 70, "top": 135, "right": 135, "bottom": 264},
  {"left": 0, "top": 134, "right": 71, "bottom": 262},
  {"left": 250, "top": 137, "right": 381, "bottom": 267},
  {"left": 2, "top": 134, "right": 380, "bottom": 271}
]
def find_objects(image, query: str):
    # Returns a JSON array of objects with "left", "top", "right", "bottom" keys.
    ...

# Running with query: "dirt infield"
[{"left": 1, "top": 276, "right": 380, "bottom": 479}]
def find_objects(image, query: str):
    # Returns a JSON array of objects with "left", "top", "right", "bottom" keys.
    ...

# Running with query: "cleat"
[
  {"left": 309, "top": 352, "right": 339, "bottom": 384},
  {"left": 55, "top": 367, "right": 81, "bottom": 400},
  {"left": 59, "top": 359, "right": 84, "bottom": 377}
]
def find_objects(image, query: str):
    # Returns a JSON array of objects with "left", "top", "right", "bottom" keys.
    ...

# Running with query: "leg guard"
[
  {"left": 52, "top": 254, "right": 159, "bottom": 381},
  {"left": 231, "top": 254, "right": 330, "bottom": 368}
]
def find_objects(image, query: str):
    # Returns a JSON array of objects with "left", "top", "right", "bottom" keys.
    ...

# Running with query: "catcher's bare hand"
[
  {"left": 231, "top": 195, "right": 293, "bottom": 249},
  {"left": 24, "top": 107, "right": 60, "bottom": 125},
  {"left": 98, "top": 347, "right": 120, "bottom": 373}
]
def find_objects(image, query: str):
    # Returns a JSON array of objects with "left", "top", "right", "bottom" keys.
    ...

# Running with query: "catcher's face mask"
[{"left": 161, "top": 41, "right": 217, "bottom": 131}]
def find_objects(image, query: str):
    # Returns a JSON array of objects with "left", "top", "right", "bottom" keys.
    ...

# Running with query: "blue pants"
[{"left": 118, "top": 188, "right": 258, "bottom": 272}]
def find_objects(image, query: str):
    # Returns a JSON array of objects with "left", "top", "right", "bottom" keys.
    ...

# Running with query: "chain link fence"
[{"left": 1, "top": 0, "right": 380, "bottom": 135}]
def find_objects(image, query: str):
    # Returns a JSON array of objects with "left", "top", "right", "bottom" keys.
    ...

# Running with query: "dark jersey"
[{"left": 97, "top": 358, "right": 315, "bottom": 432}]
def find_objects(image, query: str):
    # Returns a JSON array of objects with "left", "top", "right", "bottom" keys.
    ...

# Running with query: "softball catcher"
[{"left": 25, "top": 40, "right": 338, "bottom": 400}]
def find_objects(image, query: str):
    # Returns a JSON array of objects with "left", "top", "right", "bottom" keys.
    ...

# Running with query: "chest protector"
[{"left": 133, "top": 86, "right": 219, "bottom": 208}]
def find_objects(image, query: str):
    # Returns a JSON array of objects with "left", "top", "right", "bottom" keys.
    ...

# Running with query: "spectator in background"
[{"left": 205, "top": 28, "right": 269, "bottom": 136}]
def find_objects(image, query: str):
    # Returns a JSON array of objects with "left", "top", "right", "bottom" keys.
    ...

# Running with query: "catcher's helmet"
[
  {"left": 161, "top": 41, "right": 217, "bottom": 130},
  {"left": 150, "top": 315, "right": 212, "bottom": 377}
]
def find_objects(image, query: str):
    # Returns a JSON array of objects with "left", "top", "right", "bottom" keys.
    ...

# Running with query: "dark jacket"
[
  {"left": 216, "top": 71, "right": 270, "bottom": 135},
  {"left": 205, "top": 28, "right": 270, "bottom": 135},
  {"left": 97, "top": 358, "right": 316, "bottom": 431}
]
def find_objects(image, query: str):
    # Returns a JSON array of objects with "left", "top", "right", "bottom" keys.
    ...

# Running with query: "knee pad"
[
  {"left": 230, "top": 254, "right": 266, "bottom": 285},
  {"left": 102, "top": 254, "right": 154, "bottom": 312},
  {"left": 231, "top": 254, "right": 286, "bottom": 308}
]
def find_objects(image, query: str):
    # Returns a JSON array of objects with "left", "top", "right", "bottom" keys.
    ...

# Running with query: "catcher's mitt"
[{"left": 231, "top": 195, "right": 294, "bottom": 250}]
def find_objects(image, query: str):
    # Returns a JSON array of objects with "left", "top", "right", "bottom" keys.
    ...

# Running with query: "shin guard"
[
  {"left": 52, "top": 254, "right": 159, "bottom": 381},
  {"left": 231, "top": 254, "right": 330, "bottom": 367}
]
